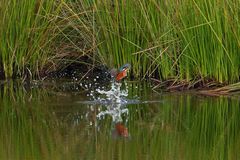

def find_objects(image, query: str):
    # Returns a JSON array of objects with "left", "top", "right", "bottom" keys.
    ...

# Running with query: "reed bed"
[
  {"left": 94, "top": 0, "right": 240, "bottom": 83},
  {"left": 0, "top": 0, "right": 240, "bottom": 85},
  {"left": 0, "top": 0, "right": 60, "bottom": 79}
]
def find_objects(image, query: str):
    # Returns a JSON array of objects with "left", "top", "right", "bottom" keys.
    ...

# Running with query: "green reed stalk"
[
  {"left": 93, "top": 0, "right": 240, "bottom": 83},
  {"left": 0, "top": 0, "right": 62, "bottom": 78},
  {"left": 1, "top": 0, "right": 240, "bottom": 84},
  {"left": 177, "top": 0, "right": 240, "bottom": 83},
  {"left": 94, "top": 0, "right": 177, "bottom": 79}
]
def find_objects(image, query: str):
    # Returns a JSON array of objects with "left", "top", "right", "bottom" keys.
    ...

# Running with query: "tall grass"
[
  {"left": 93, "top": 0, "right": 240, "bottom": 83},
  {"left": 94, "top": 0, "right": 178, "bottom": 78},
  {"left": 0, "top": 0, "right": 240, "bottom": 84},
  {"left": 0, "top": 0, "right": 61, "bottom": 79},
  {"left": 177, "top": 0, "right": 240, "bottom": 82},
  {"left": 0, "top": 0, "right": 100, "bottom": 79},
  {"left": 51, "top": 1, "right": 97, "bottom": 69}
]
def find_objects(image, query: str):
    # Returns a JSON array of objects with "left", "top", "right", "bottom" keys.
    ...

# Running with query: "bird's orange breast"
[{"left": 116, "top": 69, "right": 127, "bottom": 81}]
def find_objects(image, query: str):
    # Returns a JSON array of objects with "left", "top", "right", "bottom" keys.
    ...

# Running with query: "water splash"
[
  {"left": 79, "top": 77, "right": 133, "bottom": 138},
  {"left": 95, "top": 82, "right": 128, "bottom": 104},
  {"left": 95, "top": 81, "right": 129, "bottom": 123}
]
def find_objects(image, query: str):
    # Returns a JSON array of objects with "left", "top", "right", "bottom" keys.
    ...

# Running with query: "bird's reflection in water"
[
  {"left": 113, "top": 122, "right": 129, "bottom": 138},
  {"left": 96, "top": 82, "right": 130, "bottom": 139}
]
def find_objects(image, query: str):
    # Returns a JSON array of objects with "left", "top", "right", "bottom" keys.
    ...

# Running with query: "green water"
[{"left": 0, "top": 80, "right": 240, "bottom": 160}]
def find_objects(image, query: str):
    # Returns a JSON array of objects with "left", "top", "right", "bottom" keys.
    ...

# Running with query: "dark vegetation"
[{"left": 0, "top": 0, "right": 240, "bottom": 92}]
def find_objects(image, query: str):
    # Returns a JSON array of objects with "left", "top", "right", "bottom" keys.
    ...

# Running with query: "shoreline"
[{"left": 0, "top": 65, "right": 240, "bottom": 96}]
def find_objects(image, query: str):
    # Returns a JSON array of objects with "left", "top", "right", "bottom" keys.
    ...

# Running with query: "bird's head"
[
  {"left": 119, "top": 63, "right": 131, "bottom": 72},
  {"left": 110, "top": 63, "right": 131, "bottom": 81}
]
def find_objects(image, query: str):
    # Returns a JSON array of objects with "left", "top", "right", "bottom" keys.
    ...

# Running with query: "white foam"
[{"left": 93, "top": 82, "right": 129, "bottom": 123}]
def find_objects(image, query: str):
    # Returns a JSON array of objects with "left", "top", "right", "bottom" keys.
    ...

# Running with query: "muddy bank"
[
  {"left": 151, "top": 77, "right": 240, "bottom": 96},
  {"left": 150, "top": 78, "right": 226, "bottom": 91}
]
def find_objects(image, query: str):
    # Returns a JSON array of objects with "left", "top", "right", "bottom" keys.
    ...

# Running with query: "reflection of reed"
[
  {"left": 0, "top": 81, "right": 63, "bottom": 159},
  {"left": 1, "top": 81, "right": 240, "bottom": 159}
]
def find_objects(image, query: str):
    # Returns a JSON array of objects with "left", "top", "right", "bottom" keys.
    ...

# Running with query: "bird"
[{"left": 110, "top": 63, "right": 131, "bottom": 82}]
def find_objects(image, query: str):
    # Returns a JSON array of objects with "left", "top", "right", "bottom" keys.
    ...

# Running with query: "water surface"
[{"left": 0, "top": 80, "right": 240, "bottom": 160}]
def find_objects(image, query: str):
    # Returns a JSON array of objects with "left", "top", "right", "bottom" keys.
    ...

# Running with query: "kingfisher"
[{"left": 110, "top": 63, "right": 131, "bottom": 82}]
